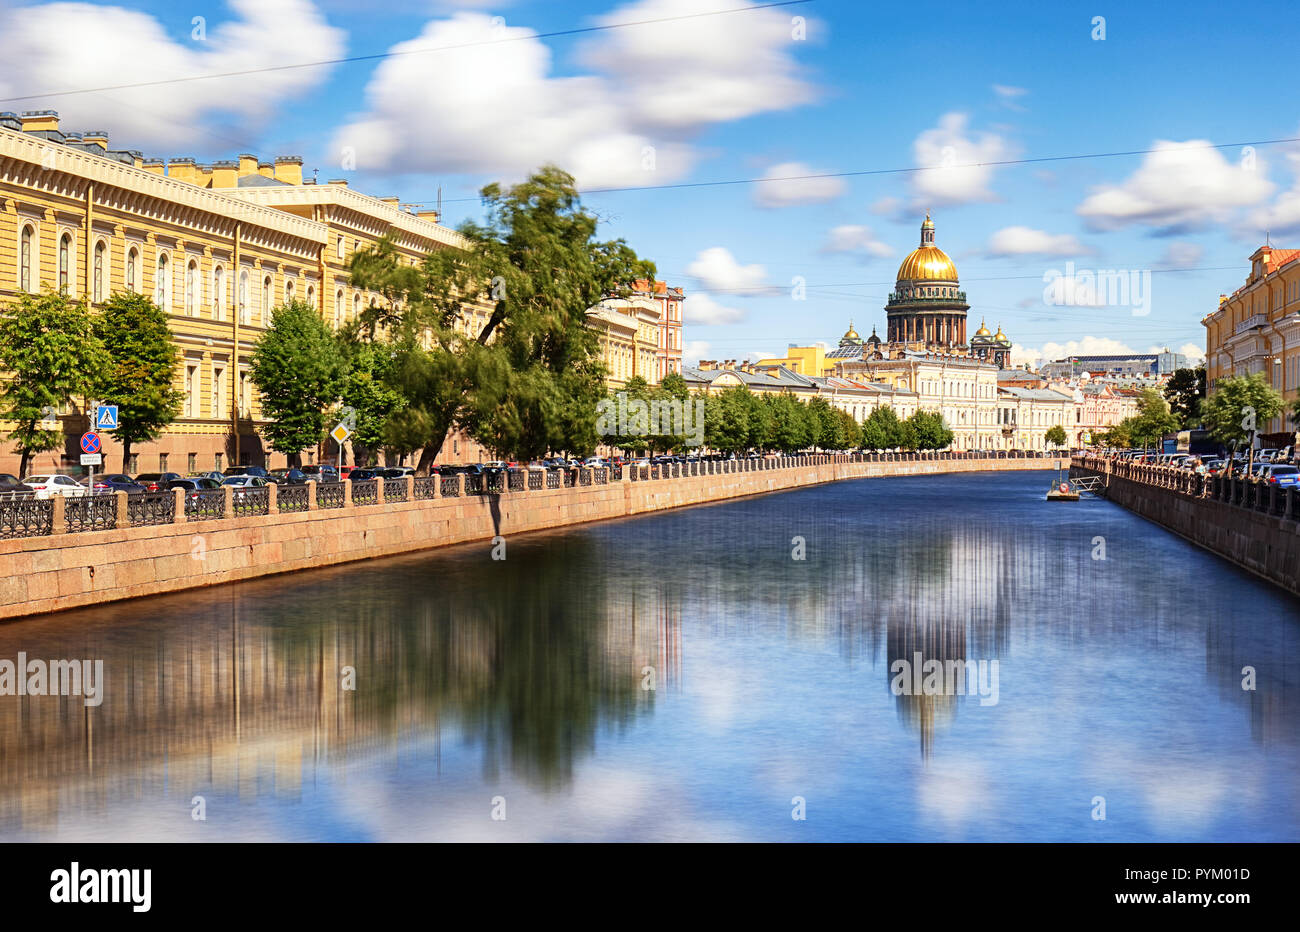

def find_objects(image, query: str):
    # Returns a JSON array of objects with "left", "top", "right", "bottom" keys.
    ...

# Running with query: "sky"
[{"left": 2, "top": 0, "right": 1295, "bottom": 368}]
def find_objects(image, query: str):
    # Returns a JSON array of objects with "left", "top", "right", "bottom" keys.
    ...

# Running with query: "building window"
[
  {"left": 155, "top": 252, "right": 170, "bottom": 307},
  {"left": 335, "top": 289, "right": 344, "bottom": 328},
  {"left": 212, "top": 365, "right": 226, "bottom": 420},
  {"left": 58, "top": 233, "right": 72, "bottom": 293},
  {"left": 214, "top": 452, "right": 223, "bottom": 471},
  {"left": 306, "top": 285, "right": 315, "bottom": 309},
  {"left": 159, "top": 453, "right": 168, "bottom": 471},
  {"left": 128, "top": 453, "right": 138, "bottom": 474},
  {"left": 212, "top": 266, "right": 225, "bottom": 321},
  {"left": 353, "top": 293, "right": 361, "bottom": 321},
  {"left": 185, "top": 363, "right": 199, "bottom": 417},
  {"left": 186, "top": 259, "right": 199, "bottom": 315},
  {"left": 126, "top": 247, "right": 138, "bottom": 292},
  {"left": 286, "top": 280, "right": 295, "bottom": 303},
  {"left": 336, "top": 236, "right": 344, "bottom": 260},
  {"left": 19, "top": 225, "right": 34, "bottom": 292},
  {"left": 93, "top": 241, "right": 106, "bottom": 303},
  {"left": 188, "top": 453, "right": 197, "bottom": 473},
  {"left": 239, "top": 270, "right": 249, "bottom": 324},
  {"left": 263, "top": 276, "right": 272, "bottom": 324}
]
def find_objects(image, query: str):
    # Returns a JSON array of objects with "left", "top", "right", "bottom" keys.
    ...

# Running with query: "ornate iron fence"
[
  {"left": 579, "top": 468, "right": 592, "bottom": 486},
  {"left": 66, "top": 493, "right": 117, "bottom": 533},
  {"left": 0, "top": 495, "right": 52, "bottom": 539},
  {"left": 413, "top": 477, "right": 439, "bottom": 500},
  {"left": 508, "top": 470, "right": 525, "bottom": 492},
  {"left": 528, "top": 471, "right": 544, "bottom": 491},
  {"left": 277, "top": 484, "right": 310, "bottom": 512},
  {"left": 317, "top": 482, "right": 345, "bottom": 509},
  {"left": 595, "top": 467, "right": 608, "bottom": 484},
  {"left": 441, "top": 475, "right": 462, "bottom": 497},
  {"left": 546, "top": 470, "right": 561, "bottom": 489},
  {"left": 186, "top": 488, "right": 226, "bottom": 520},
  {"left": 233, "top": 487, "right": 270, "bottom": 518},
  {"left": 127, "top": 491, "right": 175, "bottom": 526},
  {"left": 352, "top": 480, "right": 378, "bottom": 505},
  {"left": 482, "top": 472, "right": 502, "bottom": 494},
  {"left": 384, "top": 478, "right": 409, "bottom": 502}
]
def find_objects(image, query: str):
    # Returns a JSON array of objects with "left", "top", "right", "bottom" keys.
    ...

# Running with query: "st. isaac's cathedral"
[{"left": 828, "top": 215, "right": 1012, "bottom": 368}]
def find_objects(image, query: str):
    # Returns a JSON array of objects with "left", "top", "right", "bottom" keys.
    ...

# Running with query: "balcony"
[{"left": 1235, "top": 313, "right": 1268, "bottom": 335}]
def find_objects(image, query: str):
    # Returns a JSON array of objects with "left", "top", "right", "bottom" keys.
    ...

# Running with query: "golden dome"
[
  {"left": 974, "top": 318, "right": 991, "bottom": 337},
  {"left": 896, "top": 214, "right": 958, "bottom": 282},
  {"left": 842, "top": 320, "right": 860, "bottom": 342},
  {"left": 994, "top": 324, "right": 1007, "bottom": 341}
]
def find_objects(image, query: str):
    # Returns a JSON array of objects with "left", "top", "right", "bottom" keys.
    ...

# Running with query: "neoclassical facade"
[{"left": 885, "top": 215, "right": 969, "bottom": 350}]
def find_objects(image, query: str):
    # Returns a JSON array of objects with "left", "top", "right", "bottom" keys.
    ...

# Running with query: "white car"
[{"left": 23, "top": 474, "right": 89, "bottom": 499}]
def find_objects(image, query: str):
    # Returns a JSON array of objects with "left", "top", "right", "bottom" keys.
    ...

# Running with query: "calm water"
[{"left": 1, "top": 470, "right": 1297, "bottom": 842}]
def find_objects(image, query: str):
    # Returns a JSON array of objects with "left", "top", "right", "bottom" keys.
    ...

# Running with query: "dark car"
[
  {"left": 0, "top": 473, "right": 33, "bottom": 496},
  {"left": 85, "top": 473, "right": 146, "bottom": 493},
  {"left": 188, "top": 470, "right": 226, "bottom": 484},
  {"left": 346, "top": 467, "right": 383, "bottom": 481},
  {"left": 133, "top": 471, "right": 184, "bottom": 492},
  {"left": 381, "top": 466, "right": 415, "bottom": 478},
  {"left": 170, "top": 477, "right": 222, "bottom": 503},
  {"left": 224, "top": 464, "right": 271, "bottom": 479},
  {"left": 267, "top": 468, "right": 309, "bottom": 485},
  {"left": 301, "top": 464, "right": 339, "bottom": 482}
]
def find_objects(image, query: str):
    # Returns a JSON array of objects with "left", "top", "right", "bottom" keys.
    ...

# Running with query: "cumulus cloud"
[
  {"left": 1175, "top": 342, "right": 1206, "bottom": 363},
  {"left": 1011, "top": 335, "right": 1142, "bottom": 367},
  {"left": 0, "top": 0, "right": 345, "bottom": 151},
  {"left": 910, "top": 112, "right": 1015, "bottom": 207},
  {"left": 753, "top": 162, "right": 846, "bottom": 207},
  {"left": 821, "top": 224, "right": 893, "bottom": 258},
  {"left": 1156, "top": 241, "right": 1205, "bottom": 268},
  {"left": 686, "top": 246, "right": 767, "bottom": 293},
  {"left": 1246, "top": 146, "right": 1300, "bottom": 238},
  {"left": 683, "top": 339, "right": 712, "bottom": 364},
  {"left": 986, "top": 226, "right": 1090, "bottom": 258},
  {"left": 332, "top": 1, "right": 817, "bottom": 187},
  {"left": 1077, "top": 140, "right": 1274, "bottom": 233},
  {"left": 683, "top": 293, "right": 744, "bottom": 326}
]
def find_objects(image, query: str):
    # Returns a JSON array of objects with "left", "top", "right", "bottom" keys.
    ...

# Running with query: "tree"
[
  {"left": 704, "top": 386, "right": 753, "bottom": 454},
  {"left": 1202, "top": 372, "right": 1283, "bottom": 449},
  {"left": 1044, "top": 424, "right": 1068, "bottom": 449},
  {"left": 1163, "top": 366, "right": 1206, "bottom": 428},
  {"left": 250, "top": 300, "right": 346, "bottom": 466},
  {"left": 1128, "top": 386, "right": 1180, "bottom": 450},
  {"left": 0, "top": 290, "right": 109, "bottom": 476},
  {"left": 92, "top": 293, "right": 185, "bottom": 472},
  {"left": 862, "top": 405, "right": 905, "bottom": 450},
  {"left": 349, "top": 165, "right": 655, "bottom": 470},
  {"left": 337, "top": 338, "right": 408, "bottom": 466},
  {"left": 766, "top": 392, "right": 811, "bottom": 453},
  {"left": 907, "top": 410, "right": 954, "bottom": 450}
]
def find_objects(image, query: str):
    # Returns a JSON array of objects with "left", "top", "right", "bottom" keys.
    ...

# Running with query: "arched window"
[
  {"left": 353, "top": 293, "right": 361, "bottom": 321},
  {"left": 335, "top": 289, "right": 344, "bottom": 328},
  {"left": 262, "top": 276, "right": 272, "bottom": 324},
  {"left": 285, "top": 280, "right": 294, "bottom": 303},
  {"left": 93, "top": 241, "right": 106, "bottom": 303},
  {"left": 239, "top": 270, "right": 249, "bottom": 324},
  {"left": 126, "top": 247, "right": 138, "bottom": 293},
  {"left": 306, "top": 285, "right": 315, "bottom": 309},
  {"left": 58, "top": 233, "right": 72, "bottom": 293},
  {"left": 186, "top": 260, "right": 199, "bottom": 315},
  {"left": 155, "top": 252, "right": 170, "bottom": 307},
  {"left": 212, "top": 266, "right": 225, "bottom": 320},
  {"left": 19, "top": 225, "right": 34, "bottom": 292}
]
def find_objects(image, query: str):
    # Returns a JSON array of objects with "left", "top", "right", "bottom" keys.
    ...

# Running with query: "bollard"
[
  {"left": 222, "top": 485, "right": 234, "bottom": 519},
  {"left": 51, "top": 494, "right": 66, "bottom": 534},
  {"left": 307, "top": 479, "right": 318, "bottom": 510},
  {"left": 115, "top": 490, "right": 129, "bottom": 529},
  {"left": 267, "top": 480, "right": 278, "bottom": 515},
  {"left": 172, "top": 487, "right": 185, "bottom": 524}
]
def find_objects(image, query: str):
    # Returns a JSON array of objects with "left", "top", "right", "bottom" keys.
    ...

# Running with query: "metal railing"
[
  {"left": 1076, "top": 455, "right": 1299, "bottom": 523},
  {"left": 186, "top": 488, "right": 225, "bottom": 521},
  {"left": 413, "top": 477, "right": 439, "bottom": 500},
  {"left": 277, "top": 484, "right": 310, "bottom": 512},
  {"left": 66, "top": 493, "right": 116, "bottom": 533},
  {"left": 317, "top": 482, "right": 345, "bottom": 509},
  {"left": 127, "top": 491, "right": 175, "bottom": 526},
  {"left": 351, "top": 480, "right": 378, "bottom": 506},
  {"left": 232, "top": 488, "right": 270, "bottom": 518},
  {"left": 528, "top": 471, "right": 544, "bottom": 491},
  {"left": 440, "top": 475, "right": 461, "bottom": 497},
  {"left": 0, "top": 496, "right": 53, "bottom": 539},
  {"left": 384, "top": 478, "right": 409, "bottom": 502},
  {"left": 508, "top": 470, "right": 525, "bottom": 492}
]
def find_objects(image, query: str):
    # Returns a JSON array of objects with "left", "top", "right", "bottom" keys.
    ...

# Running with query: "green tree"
[
  {"left": 1044, "top": 424, "right": 1068, "bottom": 449},
  {"left": 0, "top": 290, "right": 109, "bottom": 476},
  {"left": 349, "top": 165, "right": 655, "bottom": 470},
  {"left": 767, "top": 392, "right": 811, "bottom": 453},
  {"left": 251, "top": 300, "right": 346, "bottom": 466},
  {"left": 92, "top": 293, "right": 185, "bottom": 472},
  {"left": 1163, "top": 366, "right": 1206, "bottom": 428},
  {"left": 1128, "top": 386, "right": 1180, "bottom": 450},
  {"left": 862, "top": 405, "right": 905, "bottom": 450},
  {"left": 704, "top": 386, "right": 753, "bottom": 454},
  {"left": 907, "top": 410, "right": 955, "bottom": 450},
  {"left": 337, "top": 338, "right": 408, "bottom": 466},
  {"left": 1202, "top": 372, "right": 1284, "bottom": 449}
]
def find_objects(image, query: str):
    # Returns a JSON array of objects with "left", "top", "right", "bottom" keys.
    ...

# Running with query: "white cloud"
[
  {"left": 821, "top": 224, "right": 893, "bottom": 258},
  {"left": 1246, "top": 146, "right": 1300, "bottom": 238},
  {"left": 1156, "top": 241, "right": 1205, "bottom": 268},
  {"left": 333, "top": 1, "right": 816, "bottom": 187},
  {"left": 683, "top": 339, "right": 712, "bottom": 363},
  {"left": 753, "top": 162, "right": 845, "bottom": 207},
  {"left": 1012, "top": 335, "right": 1141, "bottom": 367},
  {"left": 992, "top": 84, "right": 1027, "bottom": 111},
  {"left": 0, "top": 0, "right": 345, "bottom": 152},
  {"left": 1077, "top": 140, "right": 1274, "bottom": 233},
  {"left": 871, "top": 196, "right": 903, "bottom": 216},
  {"left": 683, "top": 293, "right": 744, "bottom": 326},
  {"left": 986, "top": 226, "right": 1090, "bottom": 257},
  {"left": 686, "top": 246, "right": 766, "bottom": 293},
  {"left": 1175, "top": 342, "right": 1206, "bottom": 363},
  {"left": 910, "top": 112, "right": 1015, "bottom": 207}
]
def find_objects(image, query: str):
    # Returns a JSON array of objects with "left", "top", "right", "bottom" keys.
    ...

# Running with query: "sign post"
[
  {"left": 79, "top": 431, "right": 102, "bottom": 494},
  {"left": 330, "top": 423, "right": 351, "bottom": 478}
]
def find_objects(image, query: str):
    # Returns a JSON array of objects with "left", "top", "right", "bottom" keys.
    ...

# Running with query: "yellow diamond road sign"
[{"left": 330, "top": 424, "right": 351, "bottom": 444}]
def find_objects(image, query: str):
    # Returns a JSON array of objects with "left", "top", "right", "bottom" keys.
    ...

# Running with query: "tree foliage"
[
  {"left": 907, "top": 409, "right": 954, "bottom": 450},
  {"left": 1044, "top": 424, "right": 1068, "bottom": 448},
  {"left": 1163, "top": 366, "right": 1206, "bottom": 428},
  {"left": 1202, "top": 372, "right": 1283, "bottom": 448}
]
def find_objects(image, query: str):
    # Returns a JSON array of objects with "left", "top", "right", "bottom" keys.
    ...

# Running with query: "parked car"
[
  {"left": 221, "top": 475, "right": 269, "bottom": 500},
  {"left": 169, "top": 477, "right": 222, "bottom": 503},
  {"left": 188, "top": 470, "right": 226, "bottom": 484},
  {"left": 132, "top": 471, "right": 184, "bottom": 492},
  {"left": 380, "top": 466, "right": 415, "bottom": 478},
  {"left": 23, "top": 474, "right": 90, "bottom": 499},
  {"left": 85, "top": 473, "right": 147, "bottom": 494},
  {"left": 267, "top": 468, "right": 309, "bottom": 485},
  {"left": 1262, "top": 464, "right": 1300, "bottom": 489},
  {"left": 0, "top": 474, "right": 34, "bottom": 496},
  {"left": 224, "top": 464, "right": 271, "bottom": 479},
  {"left": 345, "top": 467, "right": 383, "bottom": 481},
  {"left": 302, "top": 464, "right": 340, "bottom": 482}
]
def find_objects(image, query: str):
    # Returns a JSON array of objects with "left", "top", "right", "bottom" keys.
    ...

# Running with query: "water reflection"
[{"left": 0, "top": 471, "right": 1297, "bottom": 840}]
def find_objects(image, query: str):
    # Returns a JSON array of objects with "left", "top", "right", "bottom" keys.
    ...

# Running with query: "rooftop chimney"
[
  {"left": 237, "top": 154, "right": 259, "bottom": 178},
  {"left": 273, "top": 155, "right": 303, "bottom": 186},
  {"left": 142, "top": 158, "right": 164, "bottom": 175},
  {"left": 327, "top": 178, "right": 348, "bottom": 187},
  {"left": 211, "top": 160, "right": 238, "bottom": 188},
  {"left": 82, "top": 130, "right": 109, "bottom": 150},
  {"left": 20, "top": 110, "right": 59, "bottom": 133},
  {"left": 167, "top": 157, "right": 198, "bottom": 186}
]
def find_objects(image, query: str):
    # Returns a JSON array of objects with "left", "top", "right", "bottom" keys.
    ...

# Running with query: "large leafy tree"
[
  {"left": 907, "top": 410, "right": 954, "bottom": 450},
  {"left": 1163, "top": 366, "right": 1206, "bottom": 428},
  {"left": 862, "top": 405, "right": 907, "bottom": 450},
  {"left": 251, "top": 300, "right": 346, "bottom": 466},
  {"left": 1044, "top": 424, "right": 1068, "bottom": 449},
  {"left": 350, "top": 165, "right": 655, "bottom": 470},
  {"left": 1128, "top": 386, "right": 1181, "bottom": 450},
  {"left": 337, "top": 338, "right": 408, "bottom": 466},
  {"left": 93, "top": 293, "right": 185, "bottom": 472},
  {"left": 703, "top": 386, "right": 753, "bottom": 454},
  {"left": 1202, "top": 372, "right": 1283, "bottom": 449},
  {"left": 0, "top": 290, "right": 110, "bottom": 476}
]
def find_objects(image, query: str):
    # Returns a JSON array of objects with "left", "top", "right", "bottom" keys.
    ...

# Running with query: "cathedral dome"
[
  {"left": 896, "top": 214, "right": 958, "bottom": 282},
  {"left": 841, "top": 321, "right": 861, "bottom": 343},
  {"left": 974, "top": 319, "right": 991, "bottom": 338}
]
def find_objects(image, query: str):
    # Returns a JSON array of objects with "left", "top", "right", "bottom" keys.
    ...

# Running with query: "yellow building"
[
  {"left": 1202, "top": 243, "right": 1300, "bottom": 434},
  {"left": 0, "top": 110, "right": 492, "bottom": 474},
  {"left": 587, "top": 295, "right": 662, "bottom": 388}
]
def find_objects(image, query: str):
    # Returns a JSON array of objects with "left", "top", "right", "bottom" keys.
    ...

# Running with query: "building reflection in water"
[{"left": 0, "top": 473, "right": 1297, "bottom": 833}]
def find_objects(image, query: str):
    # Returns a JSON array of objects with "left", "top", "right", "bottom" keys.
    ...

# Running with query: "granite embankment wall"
[
  {"left": 1, "top": 456, "right": 1053, "bottom": 620},
  {"left": 1071, "top": 458, "right": 1300, "bottom": 598}
]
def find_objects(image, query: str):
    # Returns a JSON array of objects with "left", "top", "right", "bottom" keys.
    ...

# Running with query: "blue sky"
[{"left": 3, "top": 0, "right": 1295, "bottom": 366}]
